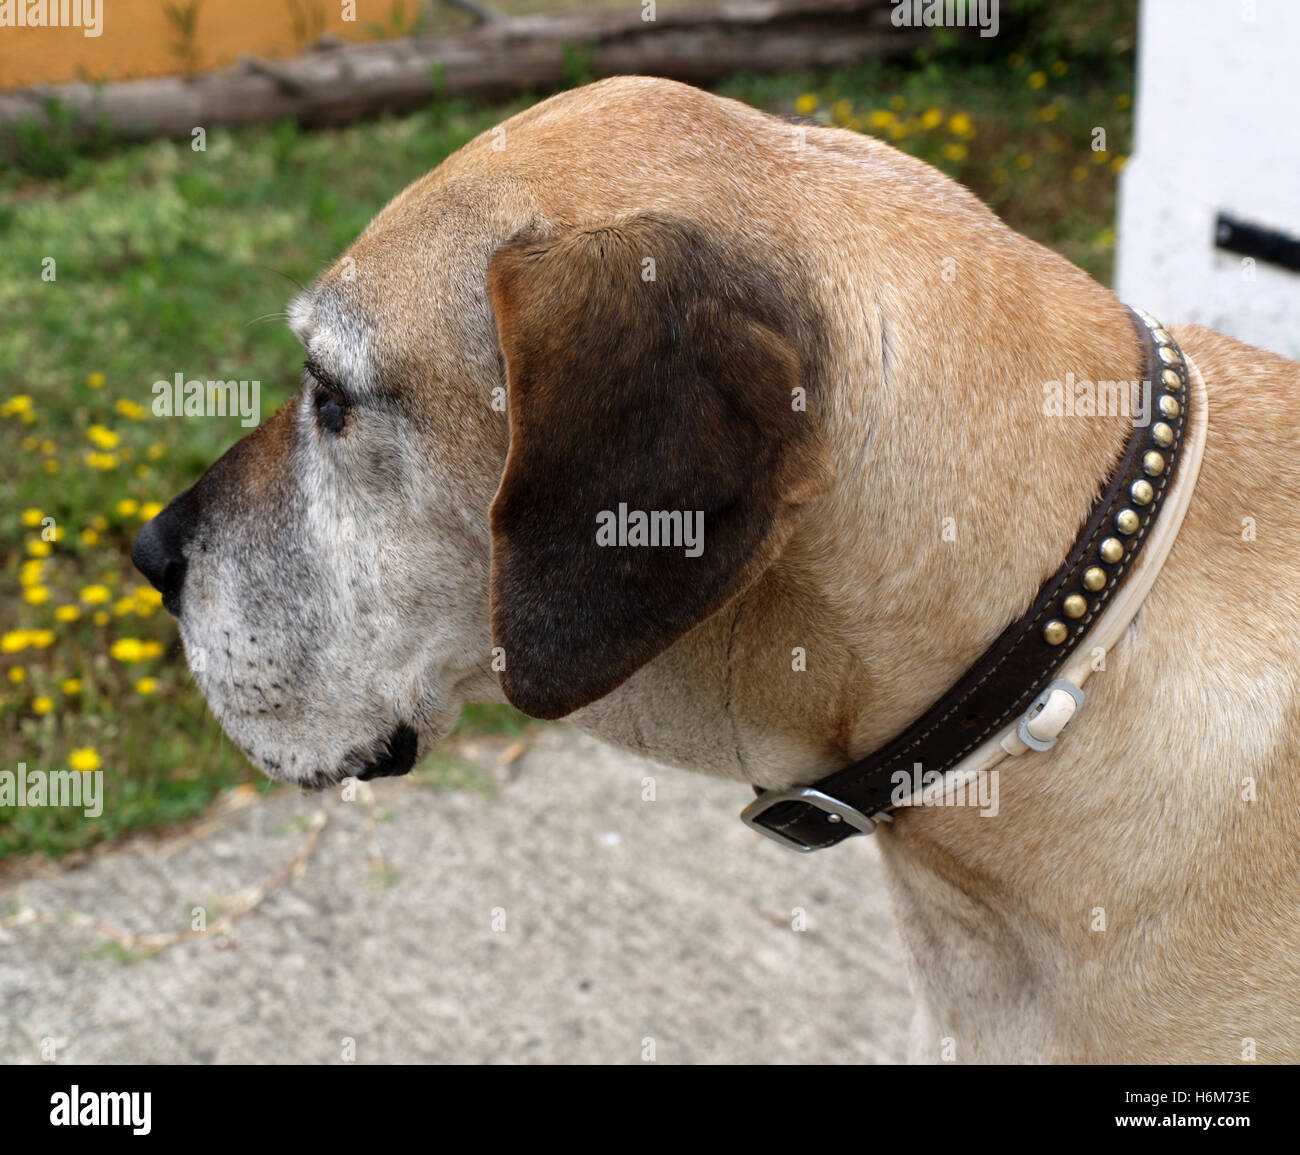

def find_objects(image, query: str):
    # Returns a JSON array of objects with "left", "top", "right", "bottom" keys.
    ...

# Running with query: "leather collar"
[{"left": 742, "top": 306, "right": 1207, "bottom": 851}]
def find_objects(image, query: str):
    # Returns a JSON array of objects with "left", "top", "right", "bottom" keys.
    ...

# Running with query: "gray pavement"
[{"left": 0, "top": 726, "right": 910, "bottom": 1064}]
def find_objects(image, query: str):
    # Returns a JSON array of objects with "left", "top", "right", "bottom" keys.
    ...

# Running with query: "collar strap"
[{"left": 742, "top": 306, "right": 1208, "bottom": 851}]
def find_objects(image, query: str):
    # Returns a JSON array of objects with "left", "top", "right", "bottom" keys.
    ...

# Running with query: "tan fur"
[{"left": 178, "top": 77, "right": 1300, "bottom": 1062}]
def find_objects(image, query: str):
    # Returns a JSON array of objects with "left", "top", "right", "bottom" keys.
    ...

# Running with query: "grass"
[{"left": 0, "top": 4, "right": 1136, "bottom": 861}]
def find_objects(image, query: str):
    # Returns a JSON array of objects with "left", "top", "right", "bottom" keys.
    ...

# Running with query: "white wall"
[{"left": 1115, "top": 0, "right": 1300, "bottom": 358}]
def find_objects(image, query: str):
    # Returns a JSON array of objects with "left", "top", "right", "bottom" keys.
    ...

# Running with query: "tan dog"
[{"left": 133, "top": 76, "right": 1300, "bottom": 1063}]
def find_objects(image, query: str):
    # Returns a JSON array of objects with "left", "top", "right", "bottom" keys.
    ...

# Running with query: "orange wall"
[{"left": 0, "top": 0, "right": 381, "bottom": 90}]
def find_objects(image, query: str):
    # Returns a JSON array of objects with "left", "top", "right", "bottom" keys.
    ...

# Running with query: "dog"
[{"left": 132, "top": 76, "right": 1300, "bottom": 1063}]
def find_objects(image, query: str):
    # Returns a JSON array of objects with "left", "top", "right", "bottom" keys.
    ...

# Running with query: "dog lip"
[{"left": 354, "top": 723, "right": 420, "bottom": 780}]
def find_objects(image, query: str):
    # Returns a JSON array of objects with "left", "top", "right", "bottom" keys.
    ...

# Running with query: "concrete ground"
[{"left": 0, "top": 725, "right": 911, "bottom": 1064}]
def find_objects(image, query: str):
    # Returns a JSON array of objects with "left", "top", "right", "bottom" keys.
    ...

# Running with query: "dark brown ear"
[{"left": 487, "top": 212, "right": 833, "bottom": 719}]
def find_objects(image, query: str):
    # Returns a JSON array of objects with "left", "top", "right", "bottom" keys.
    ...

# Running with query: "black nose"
[{"left": 131, "top": 504, "right": 190, "bottom": 616}]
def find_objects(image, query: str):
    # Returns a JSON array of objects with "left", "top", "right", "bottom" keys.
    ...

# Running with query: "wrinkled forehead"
[{"left": 287, "top": 280, "right": 380, "bottom": 397}]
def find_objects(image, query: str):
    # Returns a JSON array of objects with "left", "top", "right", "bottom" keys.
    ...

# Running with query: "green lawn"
[{"left": 0, "top": 6, "right": 1136, "bottom": 860}]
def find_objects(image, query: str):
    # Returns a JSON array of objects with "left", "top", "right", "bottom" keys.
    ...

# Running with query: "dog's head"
[{"left": 132, "top": 79, "right": 835, "bottom": 788}]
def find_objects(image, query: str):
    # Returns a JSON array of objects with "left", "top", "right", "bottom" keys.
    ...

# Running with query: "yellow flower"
[
  {"left": 90, "top": 515, "right": 109, "bottom": 531},
  {"left": 20, "top": 560, "right": 43, "bottom": 586},
  {"left": 941, "top": 143, "right": 968, "bottom": 163},
  {"left": 868, "top": 109, "right": 896, "bottom": 130},
  {"left": 40, "top": 439, "right": 55, "bottom": 455},
  {"left": 87, "top": 372, "right": 106, "bottom": 388},
  {"left": 146, "top": 443, "right": 166, "bottom": 461},
  {"left": 21, "top": 436, "right": 37, "bottom": 452},
  {"left": 1099, "top": 227, "right": 1116, "bottom": 249},
  {"left": 116, "top": 498, "right": 140, "bottom": 518},
  {"left": 135, "top": 587, "right": 163, "bottom": 608},
  {"left": 2, "top": 630, "right": 30, "bottom": 653},
  {"left": 112, "top": 596, "right": 137, "bottom": 617},
  {"left": 80, "top": 529, "right": 100, "bottom": 546},
  {"left": 1070, "top": 165, "right": 1088, "bottom": 182},
  {"left": 1115, "top": 93, "right": 1132, "bottom": 110},
  {"left": 139, "top": 501, "right": 164, "bottom": 520},
  {"left": 793, "top": 93, "right": 819, "bottom": 115},
  {"left": 1109, "top": 155, "right": 1128, "bottom": 175},
  {"left": 1092, "top": 149, "right": 1109, "bottom": 164},
  {"left": 8, "top": 667, "right": 26, "bottom": 684},
  {"left": 0, "top": 394, "right": 33, "bottom": 417},
  {"left": 69, "top": 747, "right": 101, "bottom": 772},
  {"left": 947, "top": 112, "right": 974, "bottom": 139},
  {"left": 92, "top": 611, "right": 110, "bottom": 627},
  {"left": 920, "top": 108, "right": 943, "bottom": 131},
  {"left": 140, "top": 641, "right": 164, "bottom": 659},
  {"left": 61, "top": 678, "right": 83, "bottom": 694},
  {"left": 110, "top": 638, "right": 144, "bottom": 661},
  {"left": 23, "top": 586, "right": 50, "bottom": 605},
  {"left": 33, "top": 696, "right": 53, "bottom": 715},
  {"left": 831, "top": 98, "right": 854, "bottom": 125},
  {"left": 115, "top": 398, "right": 146, "bottom": 420},
  {"left": 43, "top": 459, "right": 60, "bottom": 474},
  {"left": 28, "top": 630, "right": 54, "bottom": 649},
  {"left": 27, "top": 539, "right": 52, "bottom": 558},
  {"left": 88, "top": 424, "right": 120, "bottom": 450},
  {"left": 55, "top": 605, "right": 81, "bottom": 622},
  {"left": 80, "top": 585, "right": 112, "bottom": 605},
  {"left": 1050, "top": 61, "right": 1068, "bottom": 77},
  {"left": 84, "top": 451, "right": 119, "bottom": 470},
  {"left": 135, "top": 677, "right": 158, "bottom": 695},
  {"left": 20, "top": 508, "right": 43, "bottom": 527},
  {"left": 1027, "top": 70, "right": 1047, "bottom": 90}
]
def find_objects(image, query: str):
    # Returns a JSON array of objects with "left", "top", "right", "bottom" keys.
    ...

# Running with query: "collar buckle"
[{"left": 741, "top": 786, "right": 881, "bottom": 852}]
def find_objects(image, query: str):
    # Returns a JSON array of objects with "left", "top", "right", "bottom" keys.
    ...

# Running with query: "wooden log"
[{"left": 0, "top": 0, "right": 931, "bottom": 152}]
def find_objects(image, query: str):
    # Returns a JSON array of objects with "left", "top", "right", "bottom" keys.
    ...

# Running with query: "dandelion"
[
  {"left": 80, "top": 529, "right": 100, "bottom": 546},
  {"left": 43, "top": 460, "right": 60, "bottom": 474},
  {"left": 2, "top": 630, "right": 30, "bottom": 652},
  {"left": 921, "top": 108, "right": 943, "bottom": 131},
  {"left": 1, "top": 394, "right": 33, "bottom": 418},
  {"left": 84, "top": 451, "right": 119, "bottom": 470},
  {"left": 87, "top": 425, "right": 120, "bottom": 450},
  {"left": 27, "top": 539, "right": 52, "bottom": 558},
  {"left": 112, "top": 597, "right": 136, "bottom": 617},
  {"left": 92, "top": 611, "right": 110, "bottom": 627},
  {"left": 830, "top": 98, "right": 854, "bottom": 125},
  {"left": 8, "top": 667, "right": 26, "bottom": 684},
  {"left": 793, "top": 93, "right": 819, "bottom": 115},
  {"left": 20, "top": 508, "right": 43, "bottom": 527},
  {"left": 69, "top": 747, "right": 101, "bottom": 772},
  {"left": 140, "top": 641, "right": 164, "bottom": 659},
  {"left": 90, "top": 516, "right": 109, "bottom": 532},
  {"left": 115, "top": 399, "right": 146, "bottom": 420},
  {"left": 23, "top": 586, "right": 50, "bottom": 605},
  {"left": 135, "top": 678, "right": 158, "bottom": 695},
  {"left": 110, "top": 638, "right": 144, "bottom": 662},
  {"left": 116, "top": 499, "right": 140, "bottom": 518},
  {"left": 140, "top": 501, "right": 164, "bottom": 520},
  {"left": 146, "top": 443, "right": 166, "bottom": 461},
  {"left": 20, "top": 560, "right": 43, "bottom": 586},
  {"left": 1115, "top": 93, "right": 1132, "bottom": 110},
  {"left": 1099, "top": 227, "right": 1116, "bottom": 249},
  {"left": 947, "top": 112, "right": 974, "bottom": 139},
  {"left": 61, "top": 678, "right": 83, "bottom": 694},
  {"left": 135, "top": 587, "right": 163, "bottom": 608},
  {"left": 80, "top": 585, "right": 112, "bottom": 605},
  {"left": 88, "top": 372, "right": 106, "bottom": 388},
  {"left": 1027, "top": 70, "right": 1047, "bottom": 90},
  {"left": 33, "top": 696, "right": 53, "bottom": 715},
  {"left": 1109, "top": 155, "right": 1128, "bottom": 175},
  {"left": 941, "top": 143, "right": 968, "bottom": 163},
  {"left": 868, "top": 109, "right": 896, "bottom": 130},
  {"left": 28, "top": 630, "right": 54, "bottom": 648},
  {"left": 55, "top": 605, "right": 81, "bottom": 622},
  {"left": 40, "top": 439, "right": 55, "bottom": 455}
]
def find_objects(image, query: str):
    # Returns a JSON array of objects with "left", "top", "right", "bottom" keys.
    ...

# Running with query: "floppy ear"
[{"left": 487, "top": 212, "right": 833, "bottom": 719}]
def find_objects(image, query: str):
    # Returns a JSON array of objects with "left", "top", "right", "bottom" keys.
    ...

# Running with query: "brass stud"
[
  {"left": 1043, "top": 620, "right": 1068, "bottom": 646},
  {"left": 1100, "top": 537, "right": 1124, "bottom": 563},
  {"left": 1151, "top": 328, "right": 1173, "bottom": 346},
  {"left": 1158, "top": 394, "right": 1181, "bottom": 418},
  {"left": 1151, "top": 421, "right": 1174, "bottom": 447},
  {"left": 1116, "top": 508, "right": 1140, "bottom": 534},
  {"left": 1082, "top": 566, "right": 1107, "bottom": 592},
  {"left": 1157, "top": 345, "right": 1182, "bottom": 368},
  {"left": 1143, "top": 450, "right": 1166, "bottom": 476},
  {"left": 1062, "top": 593, "right": 1088, "bottom": 619},
  {"left": 1161, "top": 368, "right": 1181, "bottom": 392},
  {"left": 1131, "top": 478, "right": 1155, "bottom": 505}
]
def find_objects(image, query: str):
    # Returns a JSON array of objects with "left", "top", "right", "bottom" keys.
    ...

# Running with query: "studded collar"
[{"left": 742, "top": 306, "right": 1210, "bottom": 852}]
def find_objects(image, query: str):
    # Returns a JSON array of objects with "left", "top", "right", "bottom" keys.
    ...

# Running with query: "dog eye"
[{"left": 314, "top": 388, "right": 348, "bottom": 435}]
